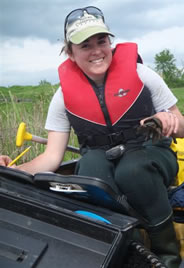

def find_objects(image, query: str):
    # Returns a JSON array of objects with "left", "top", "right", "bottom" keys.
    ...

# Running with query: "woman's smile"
[{"left": 89, "top": 57, "right": 104, "bottom": 64}]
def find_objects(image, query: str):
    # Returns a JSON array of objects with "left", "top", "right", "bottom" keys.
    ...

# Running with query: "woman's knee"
[
  {"left": 77, "top": 149, "right": 113, "bottom": 177},
  {"left": 114, "top": 159, "right": 146, "bottom": 187}
]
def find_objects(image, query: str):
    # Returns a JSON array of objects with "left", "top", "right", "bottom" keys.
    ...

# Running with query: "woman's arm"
[
  {"left": 0, "top": 131, "right": 70, "bottom": 175},
  {"left": 137, "top": 64, "right": 184, "bottom": 138},
  {"left": 17, "top": 131, "right": 70, "bottom": 174}
]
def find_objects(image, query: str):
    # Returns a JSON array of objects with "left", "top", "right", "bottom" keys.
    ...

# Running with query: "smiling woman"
[{"left": 0, "top": 5, "right": 184, "bottom": 268}]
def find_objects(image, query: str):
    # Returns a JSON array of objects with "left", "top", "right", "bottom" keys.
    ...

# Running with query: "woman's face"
[{"left": 69, "top": 34, "right": 112, "bottom": 85}]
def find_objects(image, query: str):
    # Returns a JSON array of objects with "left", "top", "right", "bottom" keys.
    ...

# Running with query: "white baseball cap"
[{"left": 65, "top": 10, "right": 114, "bottom": 44}]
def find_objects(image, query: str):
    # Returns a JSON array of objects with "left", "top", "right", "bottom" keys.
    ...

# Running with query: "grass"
[
  {"left": 172, "top": 87, "right": 184, "bottom": 114},
  {"left": 0, "top": 84, "right": 183, "bottom": 164},
  {"left": 0, "top": 83, "right": 79, "bottom": 163}
]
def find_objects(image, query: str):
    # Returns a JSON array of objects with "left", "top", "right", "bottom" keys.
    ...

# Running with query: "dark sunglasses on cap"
[{"left": 64, "top": 6, "right": 105, "bottom": 38}]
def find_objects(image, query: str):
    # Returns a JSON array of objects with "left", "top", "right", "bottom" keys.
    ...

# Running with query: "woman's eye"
[
  {"left": 81, "top": 43, "right": 89, "bottom": 49},
  {"left": 98, "top": 39, "right": 107, "bottom": 45}
]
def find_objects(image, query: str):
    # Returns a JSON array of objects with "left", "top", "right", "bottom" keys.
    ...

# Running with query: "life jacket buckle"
[{"left": 108, "top": 132, "right": 124, "bottom": 146}]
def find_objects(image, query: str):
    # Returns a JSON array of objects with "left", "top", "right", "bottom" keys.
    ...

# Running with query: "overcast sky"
[{"left": 0, "top": 0, "right": 184, "bottom": 86}]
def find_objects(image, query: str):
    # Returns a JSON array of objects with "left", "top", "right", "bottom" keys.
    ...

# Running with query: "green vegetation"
[
  {"left": 172, "top": 88, "right": 184, "bottom": 114},
  {"left": 155, "top": 49, "right": 184, "bottom": 88},
  {"left": 0, "top": 82, "right": 78, "bottom": 163},
  {"left": 0, "top": 83, "right": 183, "bottom": 164}
]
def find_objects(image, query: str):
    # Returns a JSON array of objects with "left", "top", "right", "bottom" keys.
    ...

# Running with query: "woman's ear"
[{"left": 68, "top": 52, "right": 75, "bottom": 62}]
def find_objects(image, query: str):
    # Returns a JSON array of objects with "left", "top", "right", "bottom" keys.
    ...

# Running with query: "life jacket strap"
[{"left": 78, "top": 130, "right": 141, "bottom": 148}]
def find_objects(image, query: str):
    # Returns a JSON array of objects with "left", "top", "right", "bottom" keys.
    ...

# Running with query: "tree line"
[{"left": 154, "top": 49, "right": 184, "bottom": 88}]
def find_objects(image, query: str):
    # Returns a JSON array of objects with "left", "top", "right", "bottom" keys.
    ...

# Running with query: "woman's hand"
[
  {"left": 0, "top": 155, "right": 13, "bottom": 167},
  {"left": 140, "top": 106, "right": 183, "bottom": 138},
  {"left": 141, "top": 111, "right": 179, "bottom": 137},
  {"left": 154, "top": 111, "right": 179, "bottom": 137}
]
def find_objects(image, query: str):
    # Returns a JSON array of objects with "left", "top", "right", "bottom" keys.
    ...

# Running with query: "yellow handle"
[
  {"left": 16, "top": 122, "right": 33, "bottom": 147},
  {"left": 8, "top": 146, "right": 31, "bottom": 167}
]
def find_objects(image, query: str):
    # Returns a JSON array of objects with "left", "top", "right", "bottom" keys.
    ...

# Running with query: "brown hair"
[{"left": 59, "top": 39, "right": 72, "bottom": 55}]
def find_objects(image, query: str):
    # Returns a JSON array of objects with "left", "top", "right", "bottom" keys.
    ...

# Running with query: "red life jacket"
[
  {"left": 59, "top": 43, "right": 143, "bottom": 126},
  {"left": 58, "top": 43, "right": 154, "bottom": 147}
]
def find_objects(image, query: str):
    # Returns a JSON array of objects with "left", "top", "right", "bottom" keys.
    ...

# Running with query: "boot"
[{"left": 148, "top": 218, "right": 182, "bottom": 268}]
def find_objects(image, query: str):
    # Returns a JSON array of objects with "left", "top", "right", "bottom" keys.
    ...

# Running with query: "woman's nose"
[{"left": 91, "top": 44, "right": 101, "bottom": 54}]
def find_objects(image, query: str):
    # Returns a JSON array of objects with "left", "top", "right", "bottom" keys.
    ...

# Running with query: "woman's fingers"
[
  {"left": 140, "top": 111, "right": 179, "bottom": 138},
  {"left": 0, "top": 155, "right": 12, "bottom": 166}
]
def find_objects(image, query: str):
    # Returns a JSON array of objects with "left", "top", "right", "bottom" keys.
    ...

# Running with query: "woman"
[{"left": 0, "top": 6, "right": 184, "bottom": 267}]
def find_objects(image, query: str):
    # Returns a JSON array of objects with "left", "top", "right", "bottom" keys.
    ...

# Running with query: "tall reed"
[{"left": 0, "top": 85, "right": 78, "bottom": 164}]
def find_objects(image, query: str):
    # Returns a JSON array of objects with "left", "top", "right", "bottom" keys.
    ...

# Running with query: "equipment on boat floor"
[{"left": 0, "top": 166, "right": 170, "bottom": 268}]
